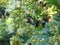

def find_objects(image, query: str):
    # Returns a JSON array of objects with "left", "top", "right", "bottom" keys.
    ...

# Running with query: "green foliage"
[{"left": 0, "top": 0, "right": 60, "bottom": 45}]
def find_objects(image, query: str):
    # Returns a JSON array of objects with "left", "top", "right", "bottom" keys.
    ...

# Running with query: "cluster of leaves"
[{"left": 0, "top": 0, "right": 60, "bottom": 45}]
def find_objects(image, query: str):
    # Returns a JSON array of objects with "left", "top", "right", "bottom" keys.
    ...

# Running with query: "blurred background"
[{"left": 0, "top": 0, "right": 60, "bottom": 45}]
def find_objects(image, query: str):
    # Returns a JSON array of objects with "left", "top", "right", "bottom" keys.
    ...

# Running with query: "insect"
[
  {"left": 27, "top": 15, "right": 36, "bottom": 26},
  {"left": 27, "top": 15, "right": 50, "bottom": 28}
]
